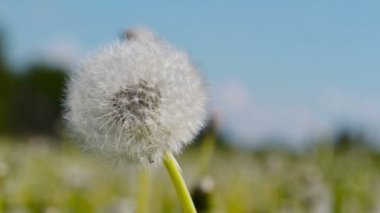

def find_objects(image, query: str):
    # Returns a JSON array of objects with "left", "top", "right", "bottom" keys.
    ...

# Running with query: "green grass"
[{"left": 0, "top": 138, "right": 380, "bottom": 212}]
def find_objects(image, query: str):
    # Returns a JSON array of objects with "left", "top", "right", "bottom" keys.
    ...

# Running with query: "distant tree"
[
  {"left": 334, "top": 128, "right": 367, "bottom": 153},
  {"left": 8, "top": 64, "right": 67, "bottom": 135},
  {"left": 0, "top": 31, "right": 15, "bottom": 132},
  {"left": 0, "top": 28, "right": 68, "bottom": 136}
]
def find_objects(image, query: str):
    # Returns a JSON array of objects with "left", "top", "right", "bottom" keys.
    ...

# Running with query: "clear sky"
[{"left": 1, "top": 1, "right": 380, "bottom": 147}]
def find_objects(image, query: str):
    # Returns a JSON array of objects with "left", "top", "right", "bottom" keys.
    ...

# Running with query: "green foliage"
[
  {"left": 7, "top": 65, "right": 66, "bottom": 135},
  {"left": 1, "top": 138, "right": 380, "bottom": 212},
  {"left": 0, "top": 65, "right": 66, "bottom": 135},
  {"left": 0, "top": 70, "right": 15, "bottom": 132}
]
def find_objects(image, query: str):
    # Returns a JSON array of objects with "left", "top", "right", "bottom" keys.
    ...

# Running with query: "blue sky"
[{"left": 1, "top": 1, "right": 380, "bottom": 146}]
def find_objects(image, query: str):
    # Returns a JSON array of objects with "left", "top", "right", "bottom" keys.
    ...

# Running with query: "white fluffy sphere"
[{"left": 65, "top": 28, "right": 208, "bottom": 166}]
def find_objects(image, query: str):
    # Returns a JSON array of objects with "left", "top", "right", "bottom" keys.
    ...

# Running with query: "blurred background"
[{"left": 0, "top": 1, "right": 380, "bottom": 212}]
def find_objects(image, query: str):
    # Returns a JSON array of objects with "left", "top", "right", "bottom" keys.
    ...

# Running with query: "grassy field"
[{"left": 0, "top": 137, "right": 380, "bottom": 213}]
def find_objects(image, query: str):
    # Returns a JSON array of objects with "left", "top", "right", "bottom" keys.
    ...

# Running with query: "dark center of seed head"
[{"left": 111, "top": 80, "right": 161, "bottom": 123}]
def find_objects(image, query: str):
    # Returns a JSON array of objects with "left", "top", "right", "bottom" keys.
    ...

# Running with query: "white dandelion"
[
  {"left": 65, "top": 28, "right": 208, "bottom": 166},
  {"left": 65, "top": 28, "right": 206, "bottom": 212}
]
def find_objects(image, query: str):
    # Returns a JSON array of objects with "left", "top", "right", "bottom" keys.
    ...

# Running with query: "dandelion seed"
[{"left": 64, "top": 28, "right": 208, "bottom": 166}]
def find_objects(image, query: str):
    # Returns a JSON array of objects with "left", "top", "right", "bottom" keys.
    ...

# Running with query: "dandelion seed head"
[{"left": 65, "top": 28, "right": 208, "bottom": 166}]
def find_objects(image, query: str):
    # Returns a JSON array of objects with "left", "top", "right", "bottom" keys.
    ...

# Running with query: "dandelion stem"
[
  {"left": 163, "top": 151, "right": 197, "bottom": 213},
  {"left": 197, "top": 132, "right": 216, "bottom": 177},
  {"left": 136, "top": 168, "right": 151, "bottom": 213}
]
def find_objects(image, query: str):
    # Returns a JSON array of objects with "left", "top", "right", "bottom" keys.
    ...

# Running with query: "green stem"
[
  {"left": 163, "top": 152, "right": 197, "bottom": 213},
  {"left": 136, "top": 168, "right": 150, "bottom": 213},
  {"left": 197, "top": 132, "right": 216, "bottom": 177}
]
